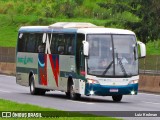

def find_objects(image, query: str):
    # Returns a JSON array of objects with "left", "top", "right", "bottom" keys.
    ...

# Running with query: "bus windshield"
[{"left": 87, "top": 34, "right": 138, "bottom": 77}]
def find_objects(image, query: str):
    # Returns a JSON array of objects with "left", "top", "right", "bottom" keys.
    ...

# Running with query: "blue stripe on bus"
[{"left": 38, "top": 58, "right": 45, "bottom": 67}]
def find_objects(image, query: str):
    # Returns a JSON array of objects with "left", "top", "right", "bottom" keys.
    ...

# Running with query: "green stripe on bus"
[
  {"left": 16, "top": 67, "right": 37, "bottom": 74},
  {"left": 60, "top": 71, "right": 87, "bottom": 82}
]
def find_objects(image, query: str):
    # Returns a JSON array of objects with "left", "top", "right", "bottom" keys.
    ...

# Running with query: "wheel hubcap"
[
  {"left": 70, "top": 85, "right": 74, "bottom": 98},
  {"left": 30, "top": 81, "right": 34, "bottom": 92}
]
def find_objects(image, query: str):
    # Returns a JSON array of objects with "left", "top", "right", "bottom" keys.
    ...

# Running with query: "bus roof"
[
  {"left": 19, "top": 22, "right": 135, "bottom": 35},
  {"left": 49, "top": 22, "right": 98, "bottom": 28},
  {"left": 19, "top": 26, "right": 77, "bottom": 33},
  {"left": 77, "top": 28, "right": 135, "bottom": 35}
]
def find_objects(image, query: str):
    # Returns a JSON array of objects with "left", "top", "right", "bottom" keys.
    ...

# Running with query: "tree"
[{"left": 98, "top": 0, "right": 160, "bottom": 43}]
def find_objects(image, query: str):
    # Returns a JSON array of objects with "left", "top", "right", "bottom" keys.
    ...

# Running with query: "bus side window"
[
  {"left": 58, "top": 46, "right": 64, "bottom": 54},
  {"left": 65, "top": 34, "right": 74, "bottom": 55},
  {"left": 51, "top": 34, "right": 56, "bottom": 54},
  {"left": 68, "top": 46, "right": 72, "bottom": 54},
  {"left": 56, "top": 34, "right": 65, "bottom": 55},
  {"left": 18, "top": 33, "right": 28, "bottom": 52},
  {"left": 38, "top": 43, "right": 45, "bottom": 53},
  {"left": 35, "top": 33, "right": 45, "bottom": 53},
  {"left": 26, "top": 33, "right": 36, "bottom": 52}
]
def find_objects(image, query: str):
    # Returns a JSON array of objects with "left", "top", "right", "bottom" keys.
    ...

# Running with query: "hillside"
[{"left": 0, "top": 0, "right": 160, "bottom": 55}]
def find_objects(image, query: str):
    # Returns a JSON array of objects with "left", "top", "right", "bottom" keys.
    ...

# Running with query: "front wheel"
[
  {"left": 65, "top": 92, "right": 70, "bottom": 98},
  {"left": 69, "top": 84, "right": 81, "bottom": 100},
  {"left": 112, "top": 95, "right": 123, "bottom": 102}
]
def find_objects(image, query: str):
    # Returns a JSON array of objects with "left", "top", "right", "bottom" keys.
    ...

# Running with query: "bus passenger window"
[
  {"left": 26, "top": 34, "right": 36, "bottom": 52},
  {"left": 68, "top": 46, "right": 72, "bottom": 54},
  {"left": 18, "top": 33, "right": 28, "bottom": 52},
  {"left": 38, "top": 43, "right": 45, "bottom": 53},
  {"left": 58, "top": 46, "right": 64, "bottom": 54},
  {"left": 51, "top": 34, "right": 56, "bottom": 54},
  {"left": 65, "top": 34, "right": 74, "bottom": 55}
]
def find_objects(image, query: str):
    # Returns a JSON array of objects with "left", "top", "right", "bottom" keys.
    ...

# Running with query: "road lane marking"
[
  {"left": 141, "top": 101, "right": 160, "bottom": 105},
  {"left": 139, "top": 93, "right": 160, "bottom": 97},
  {"left": 0, "top": 89, "right": 11, "bottom": 93},
  {"left": 66, "top": 100, "right": 94, "bottom": 104},
  {"left": 0, "top": 75, "right": 15, "bottom": 78}
]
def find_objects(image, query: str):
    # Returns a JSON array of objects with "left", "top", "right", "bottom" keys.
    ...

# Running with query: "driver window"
[{"left": 89, "top": 39, "right": 99, "bottom": 56}]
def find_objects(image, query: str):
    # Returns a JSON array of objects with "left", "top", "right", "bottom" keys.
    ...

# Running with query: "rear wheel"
[
  {"left": 112, "top": 95, "right": 122, "bottom": 102},
  {"left": 30, "top": 76, "right": 45, "bottom": 95}
]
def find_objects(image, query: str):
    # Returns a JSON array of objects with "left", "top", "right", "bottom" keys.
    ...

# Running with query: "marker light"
[
  {"left": 129, "top": 80, "right": 138, "bottom": 84},
  {"left": 87, "top": 79, "right": 99, "bottom": 84}
]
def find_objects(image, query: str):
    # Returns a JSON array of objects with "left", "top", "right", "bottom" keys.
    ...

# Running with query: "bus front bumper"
[{"left": 85, "top": 83, "right": 138, "bottom": 96}]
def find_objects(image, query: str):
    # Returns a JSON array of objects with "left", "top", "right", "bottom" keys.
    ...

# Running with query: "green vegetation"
[
  {"left": 146, "top": 41, "right": 160, "bottom": 55},
  {"left": 0, "top": 14, "right": 106, "bottom": 47},
  {"left": 0, "top": 99, "right": 117, "bottom": 120},
  {"left": 0, "top": 0, "right": 160, "bottom": 54}
]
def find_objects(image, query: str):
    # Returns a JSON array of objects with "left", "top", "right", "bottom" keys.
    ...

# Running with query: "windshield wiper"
[
  {"left": 117, "top": 56, "right": 128, "bottom": 76},
  {"left": 102, "top": 61, "right": 113, "bottom": 75}
]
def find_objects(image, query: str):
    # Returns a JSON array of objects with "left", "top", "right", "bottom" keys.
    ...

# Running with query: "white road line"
[
  {"left": 139, "top": 93, "right": 160, "bottom": 97},
  {"left": 141, "top": 101, "right": 160, "bottom": 105},
  {"left": 0, "top": 89, "right": 11, "bottom": 93},
  {"left": 0, "top": 75, "right": 15, "bottom": 78},
  {"left": 66, "top": 100, "right": 94, "bottom": 104}
]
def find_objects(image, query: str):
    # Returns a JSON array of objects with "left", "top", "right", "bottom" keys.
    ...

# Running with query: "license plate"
[{"left": 110, "top": 89, "right": 118, "bottom": 92}]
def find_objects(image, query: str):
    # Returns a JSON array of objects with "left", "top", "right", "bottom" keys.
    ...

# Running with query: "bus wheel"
[
  {"left": 65, "top": 92, "right": 70, "bottom": 98},
  {"left": 69, "top": 84, "right": 81, "bottom": 100},
  {"left": 30, "top": 76, "right": 39, "bottom": 95},
  {"left": 30, "top": 76, "right": 46, "bottom": 95},
  {"left": 112, "top": 95, "right": 122, "bottom": 102},
  {"left": 38, "top": 89, "right": 46, "bottom": 95}
]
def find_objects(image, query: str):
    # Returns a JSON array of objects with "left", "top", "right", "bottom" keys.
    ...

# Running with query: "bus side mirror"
[
  {"left": 82, "top": 41, "right": 89, "bottom": 56},
  {"left": 137, "top": 41, "right": 146, "bottom": 58}
]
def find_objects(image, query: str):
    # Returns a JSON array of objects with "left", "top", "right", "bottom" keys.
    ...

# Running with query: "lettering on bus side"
[{"left": 17, "top": 56, "right": 33, "bottom": 65}]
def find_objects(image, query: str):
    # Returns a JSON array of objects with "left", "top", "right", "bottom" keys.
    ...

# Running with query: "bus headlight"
[
  {"left": 87, "top": 79, "right": 99, "bottom": 84},
  {"left": 128, "top": 80, "right": 138, "bottom": 84},
  {"left": 131, "top": 90, "right": 135, "bottom": 95},
  {"left": 90, "top": 90, "right": 94, "bottom": 95}
]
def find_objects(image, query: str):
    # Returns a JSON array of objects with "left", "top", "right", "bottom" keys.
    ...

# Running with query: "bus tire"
[
  {"left": 112, "top": 95, "right": 123, "bottom": 102},
  {"left": 65, "top": 92, "right": 70, "bottom": 98},
  {"left": 38, "top": 89, "right": 46, "bottom": 95},
  {"left": 30, "top": 76, "right": 39, "bottom": 95},
  {"left": 69, "top": 84, "right": 81, "bottom": 100},
  {"left": 29, "top": 76, "right": 46, "bottom": 95}
]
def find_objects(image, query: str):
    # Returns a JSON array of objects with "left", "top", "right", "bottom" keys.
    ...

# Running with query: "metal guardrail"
[
  {"left": 139, "top": 55, "right": 160, "bottom": 75},
  {"left": 139, "top": 70, "right": 160, "bottom": 75}
]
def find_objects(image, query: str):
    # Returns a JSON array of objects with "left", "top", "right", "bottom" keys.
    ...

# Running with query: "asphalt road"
[{"left": 0, "top": 75, "right": 160, "bottom": 119}]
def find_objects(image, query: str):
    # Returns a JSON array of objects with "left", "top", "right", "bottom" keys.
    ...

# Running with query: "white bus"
[{"left": 16, "top": 22, "right": 146, "bottom": 102}]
